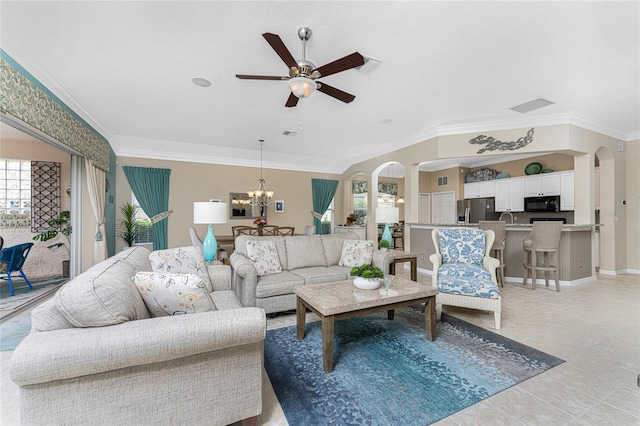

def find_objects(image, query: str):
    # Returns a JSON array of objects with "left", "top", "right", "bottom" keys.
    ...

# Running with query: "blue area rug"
[
  {"left": 0, "top": 316, "right": 31, "bottom": 351},
  {"left": 265, "top": 308, "right": 564, "bottom": 425}
]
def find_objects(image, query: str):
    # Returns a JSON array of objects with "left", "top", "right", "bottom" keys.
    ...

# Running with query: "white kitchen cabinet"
[
  {"left": 524, "top": 173, "right": 561, "bottom": 196},
  {"left": 464, "top": 181, "right": 495, "bottom": 199},
  {"left": 560, "top": 172, "right": 575, "bottom": 211},
  {"left": 495, "top": 177, "right": 524, "bottom": 212},
  {"left": 464, "top": 182, "right": 480, "bottom": 199}
]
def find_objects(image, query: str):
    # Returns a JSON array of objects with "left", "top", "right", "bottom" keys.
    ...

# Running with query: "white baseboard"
[
  {"left": 504, "top": 275, "right": 596, "bottom": 287},
  {"left": 599, "top": 268, "right": 639, "bottom": 276}
]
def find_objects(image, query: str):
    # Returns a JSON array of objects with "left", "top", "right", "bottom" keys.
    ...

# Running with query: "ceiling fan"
[{"left": 236, "top": 27, "right": 365, "bottom": 107}]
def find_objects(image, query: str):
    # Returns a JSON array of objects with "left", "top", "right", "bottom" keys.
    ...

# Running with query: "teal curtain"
[
  {"left": 122, "top": 166, "right": 171, "bottom": 250},
  {"left": 311, "top": 178, "right": 339, "bottom": 235}
]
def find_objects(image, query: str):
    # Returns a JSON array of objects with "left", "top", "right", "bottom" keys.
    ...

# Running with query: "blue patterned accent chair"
[{"left": 430, "top": 228, "right": 502, "bottom": 329}]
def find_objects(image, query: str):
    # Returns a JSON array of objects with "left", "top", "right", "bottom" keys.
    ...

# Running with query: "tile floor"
[{"left": 1, "top": 270, "right": 639, "bottom": 425}]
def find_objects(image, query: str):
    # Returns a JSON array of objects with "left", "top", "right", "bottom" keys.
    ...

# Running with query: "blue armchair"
[
  {"left": 430, "top": 228, "right": 502, "bottom": 329},
  {"left": 0, "top": 242, "right": 34, "bottom": 296}
]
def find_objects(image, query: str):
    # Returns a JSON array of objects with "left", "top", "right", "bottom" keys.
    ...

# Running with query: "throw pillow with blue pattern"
[{"left": 438, "top": 228, "right": 486, "bottom": 267}]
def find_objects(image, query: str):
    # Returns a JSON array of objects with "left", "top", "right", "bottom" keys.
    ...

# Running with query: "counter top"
[{"left": 409, "top": 223, "right": 601, "bottom": 232}]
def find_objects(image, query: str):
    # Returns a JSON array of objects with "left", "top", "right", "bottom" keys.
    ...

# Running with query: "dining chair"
[
  {"left": 261, "top": 225, "right": 279, "bottom": 236},
  {"left": 232, "top": 226, "right": 256, "bottom": 236},
  {"left": 276, "top": 226, "right": 295, "bottom": 236},
  {"left": 188, "top": 227, "right": 203, "bottom": 250}
]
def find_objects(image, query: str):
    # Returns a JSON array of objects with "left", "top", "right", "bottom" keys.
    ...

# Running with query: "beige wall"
[
  {"left": 115, "top": 157, "right": 340, "bottom": 249},
  {"left": 625, "top": 139, "right": 639, "bottom": 271},
  {"left": 466, "top": 153, "right": 574, "bottom": 178}
]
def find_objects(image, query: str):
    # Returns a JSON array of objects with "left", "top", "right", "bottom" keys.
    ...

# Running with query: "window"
[
  {"left": 131, "top": 194, "right": 153, "bottom": 244},
  {"left": 0, "top": 159, "right": 31, "bottom": 214},
  {"left": 352, "top": 180, "right": 368, "bottom": 215},
  {"left": 321, "top": 199, "right": 334, "bottom": 234},
  {"left": 352, "top": 180, "right": 400, "bottom": 216}
]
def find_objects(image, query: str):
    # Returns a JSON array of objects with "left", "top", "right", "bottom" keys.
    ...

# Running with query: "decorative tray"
[{"left": 524, "top": 162, "right": 543, "bottom": 175}]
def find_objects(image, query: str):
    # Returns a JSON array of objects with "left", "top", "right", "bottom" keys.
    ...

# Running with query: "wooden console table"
[{"left": 389, "top": 250, "right": 418, "bottom": 281}]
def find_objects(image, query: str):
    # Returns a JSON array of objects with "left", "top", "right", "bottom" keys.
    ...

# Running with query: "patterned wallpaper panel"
[
  {"left": 30, "top": 161, "right": 61, "bottom": 232},
  {"left": 0, "top": 52, "right": 110, "bottom": 171}
]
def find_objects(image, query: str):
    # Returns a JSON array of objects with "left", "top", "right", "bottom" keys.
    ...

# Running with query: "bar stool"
[
  {"left": 479, "top": 221, "right": 506, "bottom": 286},
  {"left": 522, "top": 221, "right": 563, "bottom": 291},
  {"left": 392, "top": 221, "right": 404, "bottom": 250}
]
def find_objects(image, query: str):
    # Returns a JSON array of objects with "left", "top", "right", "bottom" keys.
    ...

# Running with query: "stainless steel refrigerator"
[{"left": 457, "top": 198, "right": 500, "bottom": 224}]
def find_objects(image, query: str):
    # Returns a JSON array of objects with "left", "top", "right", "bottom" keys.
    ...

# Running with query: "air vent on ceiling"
[
  {"left": 510, "top": 98, "right": 554, "bottom": 113},
  {"left": 357, "top": 55, "right": 381, "bottom": 74},
  {"left": 282, "top": 130, "right": 298, "bottom": 136}
]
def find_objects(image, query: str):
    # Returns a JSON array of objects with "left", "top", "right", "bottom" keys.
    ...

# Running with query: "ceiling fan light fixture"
[{"left": 289, "top": 76, "right": 317, "bottom": 98}]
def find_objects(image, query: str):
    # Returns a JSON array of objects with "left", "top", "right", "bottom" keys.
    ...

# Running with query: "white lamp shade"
[
  {"left": 194, "top": 202, "right": 228, "bottom": 224},
  {"left": 289, "top": 76, "right": 317, "bottom": 98},
  {"left": 375, "top": 207, "right": 399, "bottom": 224}
]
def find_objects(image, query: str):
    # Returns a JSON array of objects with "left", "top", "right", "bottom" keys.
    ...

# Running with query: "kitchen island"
[{"left": 409, "top": 223, "right": 599, "bottom": 286}]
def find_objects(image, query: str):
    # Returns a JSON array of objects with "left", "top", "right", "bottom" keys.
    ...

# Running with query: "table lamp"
[
  {"left": 375, "top": 207, "right": 399, "bottom": 248},
  {"left": 193, "top": 201, "right": 228, "bottom": 262}
]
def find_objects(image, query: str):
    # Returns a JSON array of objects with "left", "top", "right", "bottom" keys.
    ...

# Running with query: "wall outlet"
[{"left": 420, "top": 253, "right": 425, "bottom": 260}]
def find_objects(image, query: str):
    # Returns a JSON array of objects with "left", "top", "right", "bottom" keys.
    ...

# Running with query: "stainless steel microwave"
[{"left": 524, "top": 196, "right": 561, "bottom": 212}]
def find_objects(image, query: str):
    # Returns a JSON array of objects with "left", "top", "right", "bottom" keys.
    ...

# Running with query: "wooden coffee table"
[{"left": 295, "top": 276, "right": 438, "bottom": 373}]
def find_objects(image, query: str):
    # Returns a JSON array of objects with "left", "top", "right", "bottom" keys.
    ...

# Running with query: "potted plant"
[
  {"left": 117, "top": 202, "right": 139, "bottom": 249},
  {"left": 350, "top": 264, "right": 384, "bottom": 290},
  {"left": 32, "top": 210, "right": 71, "bottom": 277},
  {"left": 378, "top": 239, "right": 390, "bottom": 251}
]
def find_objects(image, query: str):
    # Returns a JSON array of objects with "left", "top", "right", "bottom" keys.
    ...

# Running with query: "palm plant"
[{"left": 117, "top": 202, "right": 139, "bottom": 247}]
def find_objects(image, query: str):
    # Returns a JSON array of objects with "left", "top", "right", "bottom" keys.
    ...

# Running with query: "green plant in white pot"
[
  {"left": 350, "top": 264, "right": 384, "bottom": 290},
  {"left": 378, "top": 239, "right": 390, "bottom": 251}
]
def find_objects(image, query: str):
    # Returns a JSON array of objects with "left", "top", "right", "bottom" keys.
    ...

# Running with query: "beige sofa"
[
  {"left": 230, "top": 233, "right": 394, "bottom": 314},
  {"left": 10, "top": 247, "right": 265, "bottom": 426}
]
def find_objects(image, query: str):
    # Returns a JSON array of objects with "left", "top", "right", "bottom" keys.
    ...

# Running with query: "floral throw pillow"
[
  {"left": 132, "top": 271, "right": 216, "bottom": 317},
  {"left": 148, "top": 246, "right": 213, "bottom": 293},
  {"left": 338, "top": 240, "right": 375, "bottom": 267},
  {"left": 246, "top": 240, "right": 282, "bottom": 276}
]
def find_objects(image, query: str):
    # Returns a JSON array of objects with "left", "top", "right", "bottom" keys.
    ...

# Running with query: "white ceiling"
[{"left": 1, "top": 1, "right": 638, "bottom": 175}]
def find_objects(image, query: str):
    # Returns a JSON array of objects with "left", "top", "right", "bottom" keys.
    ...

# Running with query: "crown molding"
[{"left": 113, "top": 135, "right": 337, "bottom": 174}]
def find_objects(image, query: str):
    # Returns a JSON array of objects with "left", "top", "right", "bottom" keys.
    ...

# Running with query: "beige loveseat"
[
  {"left": 230, "top": 233, "right": 394, "bottom": 314},
  {"left": 10, "top": 247, "right": 265, "bottom": 426}
]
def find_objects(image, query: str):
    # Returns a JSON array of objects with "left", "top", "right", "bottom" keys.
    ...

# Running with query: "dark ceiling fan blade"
[
  {"left": 317, "top": 82, "right": 356, "bottom": 103},
  {"left": 235, "top": 74, "right": 290, "bottom": 80},
  {"left": 312, "top": 52, "right": 365, "bottom": 78},
  {"left": 285, "top": 92, "right": 300, "bottom": 108},
  {"left": 262, "top": 33, "right": 300, "bottom": 71}
]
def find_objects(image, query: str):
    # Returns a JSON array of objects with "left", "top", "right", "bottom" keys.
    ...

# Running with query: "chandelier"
[{"left": 247, "top": 139, "right": 274, "bottom": 207}]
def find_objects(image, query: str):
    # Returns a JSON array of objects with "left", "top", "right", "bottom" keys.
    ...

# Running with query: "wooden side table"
[{"left": 389, "top": 250, "right": 418, "bottom": 281}]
